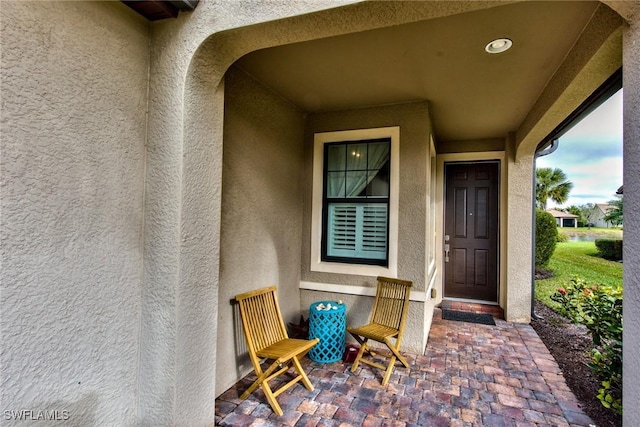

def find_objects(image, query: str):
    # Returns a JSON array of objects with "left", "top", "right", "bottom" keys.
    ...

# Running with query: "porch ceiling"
[{"left": 236, "top": 1, "right": 603, "bottom": 143}]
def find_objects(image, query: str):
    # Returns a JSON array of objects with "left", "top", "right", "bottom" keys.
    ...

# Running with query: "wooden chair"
[
  {"left": 347, "top": 276, "right": 413, "bottom": 386},
  {"left": 235, "top": 286, "right": 319, "bottom": 416}
]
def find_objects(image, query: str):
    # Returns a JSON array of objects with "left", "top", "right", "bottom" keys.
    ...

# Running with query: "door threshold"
[
  {"left": 444, "top": 297, "right": 499, "bottom": 305},
  {"left": 441, "top": 299, "right": 504, "bottom": 319}
]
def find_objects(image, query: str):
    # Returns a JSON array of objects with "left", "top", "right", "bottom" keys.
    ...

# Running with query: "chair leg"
[
  {"left": 291, "top": 356, "right": 314, "bottom": 391},
  {"left": 350, "top": 338, "right": 369, "bottom": 372},
  {"left": 241, "top": 355, "right": 316, "bottom": 416},
  {"left": 385, "top": 339, "right": 410, "bottom": 368},
  {"left": 240, "top": 361, "right": 286, "bottom": 414},
  {"left": 381, "top": 354, "right": 397, "bottom": 386},
  {"left": 240, "top": 365, "right": 265, "bottom": 399},
  {"left": 241, "top": 365, "right": 286, "bottom": 416},
  {"left": 261, "top": 382, "right": 283, "bottom": 416}
]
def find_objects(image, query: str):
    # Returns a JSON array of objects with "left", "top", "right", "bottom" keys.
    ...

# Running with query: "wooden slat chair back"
[
  {"left": 347, "top": 276, "right": 413, "bottom": 385},
  {"left": 235, "top": 286, "right": 319, "bottom": 416}
]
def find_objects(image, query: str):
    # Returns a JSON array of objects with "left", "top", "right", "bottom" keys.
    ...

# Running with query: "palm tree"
[
  {"left": 604, "top": 195, "right": 623, "bottom": 226},
  {"left": 536, "top": 167, "right": 573, "bottom": 210}
]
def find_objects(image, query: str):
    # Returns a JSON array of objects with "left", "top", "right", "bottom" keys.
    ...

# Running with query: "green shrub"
[
  {"left": 595, "top": 239, "right": 623, "bottom": 260},
  {"left": 535, "top": 209, "right": 558, "bottom": 267},
  {"left": 551, "top": 278, "right": 623, "bottom": 414},
  {"left": 556, "top": 232, "right": 569, "bottom": 243}
]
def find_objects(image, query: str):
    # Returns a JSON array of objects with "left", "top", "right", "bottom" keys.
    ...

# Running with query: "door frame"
[{"left": 436, "top": 152, "right": 506, "bottom": 306}]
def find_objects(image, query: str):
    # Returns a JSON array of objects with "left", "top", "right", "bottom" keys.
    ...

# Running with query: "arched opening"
[{"left": 175, "top": 0, "right": 626, "bottom": 409}]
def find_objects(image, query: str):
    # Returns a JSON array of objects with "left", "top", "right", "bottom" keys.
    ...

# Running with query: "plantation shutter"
[
  {"left": 327, "top": 204, "right": 357, "bottom": 254},
  {"left": 327, "top": 203, "right": 388, "bottom": 260},
  {"left": 362, "top": 204, "right": 388, "bottom": 256}
]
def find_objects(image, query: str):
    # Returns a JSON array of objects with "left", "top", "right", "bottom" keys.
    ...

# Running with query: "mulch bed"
[{"left": 531, "top": 301, "right": 622, "bottom": 427}]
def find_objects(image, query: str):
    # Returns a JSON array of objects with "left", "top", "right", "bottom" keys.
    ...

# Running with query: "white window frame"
[{"left": 311, "top": 127, "right": 399, "bottom": 276}]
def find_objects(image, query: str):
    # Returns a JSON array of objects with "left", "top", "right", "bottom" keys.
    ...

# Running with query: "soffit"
[
  {"left": 236, "top": 1, "right": 600, "bottom": 143},
  {"left": 121, "top": 1, "right": 198, "bottom": 21}
]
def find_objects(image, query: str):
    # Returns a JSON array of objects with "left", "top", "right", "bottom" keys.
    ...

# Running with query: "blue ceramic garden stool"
[{"left": 308, "top": 301, "right": 346, "bottom": 363}]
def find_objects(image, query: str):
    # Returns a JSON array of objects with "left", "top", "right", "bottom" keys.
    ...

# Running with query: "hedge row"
[
  {"left": 536, "top": 209, "right": 558, "bottom": 267},
  {"left": 595, "top": 239, "right": 623, "bottom": 261}
]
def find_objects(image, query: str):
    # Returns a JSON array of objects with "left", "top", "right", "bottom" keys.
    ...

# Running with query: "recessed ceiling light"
[{"left": 485, "top": 38, "right": 512, "bottom": 54}]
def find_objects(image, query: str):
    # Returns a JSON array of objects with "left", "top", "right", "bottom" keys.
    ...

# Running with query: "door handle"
[{"left": 444, "top": 234, "right": 450, "bottom": 262}]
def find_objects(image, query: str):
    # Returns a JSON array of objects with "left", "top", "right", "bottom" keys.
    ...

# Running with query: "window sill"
[
  {"left": 300, "top": 280, "right": 425, "bottom": 302},
  {"left": 310, "top": 259, "right": 396, "bottom": 277}
]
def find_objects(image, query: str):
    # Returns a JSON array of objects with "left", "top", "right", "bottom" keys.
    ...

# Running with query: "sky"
[{"left": 536, "top": 89, "right": 623, "bottom": 209}]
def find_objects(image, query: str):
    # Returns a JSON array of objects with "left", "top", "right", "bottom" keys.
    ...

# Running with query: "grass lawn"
[{"left": 535, "top": 241, "right": 623, "bottom": 312}]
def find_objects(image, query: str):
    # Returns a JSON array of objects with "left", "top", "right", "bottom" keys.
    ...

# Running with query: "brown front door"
[{"left": 444, "top": 162, "right": 499, "bottom": 302}]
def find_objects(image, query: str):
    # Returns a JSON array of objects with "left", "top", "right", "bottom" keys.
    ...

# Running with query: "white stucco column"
[
  {"left": 504, "top": 135, "right": 534, "bottom": 323},
  {"left": 623, "top": 10, "right": 640, "bottom": 425}
]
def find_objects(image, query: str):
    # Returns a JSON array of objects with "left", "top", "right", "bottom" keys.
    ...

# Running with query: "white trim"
[
  {"left": 426, "top": 267, "right": 437, "bottom": 299},
  {"left": 310, "top": 127, "right": 400, "bottom": 277},
  {"left": 300, "top": 281, "right": 426, "bottom": 302},
  {"left": 427, "top": 258, "right": 436, "bottom": 281},
  {"left": 426, "top": 134, "right": 438, "bottom": 297}
]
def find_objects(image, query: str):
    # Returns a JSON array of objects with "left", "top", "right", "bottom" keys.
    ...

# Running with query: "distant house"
[
  {"left": 592, "top": 204, "right": 616, "bottom": 228},
  {"left": 547, "top": 209, "right": 579, "bottom": 228}
]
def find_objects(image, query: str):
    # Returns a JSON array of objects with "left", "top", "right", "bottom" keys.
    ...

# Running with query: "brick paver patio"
[{"left": 215, "top": 309, "right": 594, "bottom": 426}]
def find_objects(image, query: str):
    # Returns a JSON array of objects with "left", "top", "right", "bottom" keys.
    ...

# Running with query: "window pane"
[
  {"left": 327, "top": 145, "right": 345, "bottom": 171},
  {"left": 326, "top": 172, "right": 345, "bottom": 198},
  {"left": 368, "top": 141, "right": 390, "bottom": 166},
  {"left": 345, "top": 170, "right": 368, "bottom": 198},
  {"left": 365, "top": 141, "right": 390, "bottom": 197},
  {"left": 366, "top": 166, "right": 389, "bottom": 197},
  {"left": 347, "top": 143, "right": 367, "bottom": 170}
]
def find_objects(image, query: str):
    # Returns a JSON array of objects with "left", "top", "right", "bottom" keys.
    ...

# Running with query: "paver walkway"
[{"left": 215, "top": 309, "right": 593, "bottom": 426}]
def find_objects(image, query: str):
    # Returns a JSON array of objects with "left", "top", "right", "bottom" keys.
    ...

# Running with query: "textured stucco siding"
[
  {"left": 216, "top": 66, "right": 306, "bottom": 395},
  {"left": 301, "top": 102, "right": 432, "bottom": 354},
  {"left": 623, "top": 6, "right": 640, "bottom": 425},
  {"left": 1, "top": 2, "right": 149, "bottom": 425},
  {"left": 504, "top": 141, "right": 534, "bottom": 322}
]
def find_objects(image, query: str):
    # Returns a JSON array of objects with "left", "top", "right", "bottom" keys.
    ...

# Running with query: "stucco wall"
[
  {"left": 216, "top": 66, "right": 306, "bottom": 395},
  {"left": 1, "top": 2, "right": 149, "bottom": 425},
  {"left": 301, "top": 102, "right": 433, "bottom": 353},
  {"left": 504, "top": 137, "right": 534, "bottom": 322},
  {"left": 623, "top": 6, "right": 640, "bottom": 425}
]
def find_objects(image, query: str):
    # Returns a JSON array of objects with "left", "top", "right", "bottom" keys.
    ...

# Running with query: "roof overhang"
[{"left": 121, "top": 0, "right": 198, "bottom": 21}]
